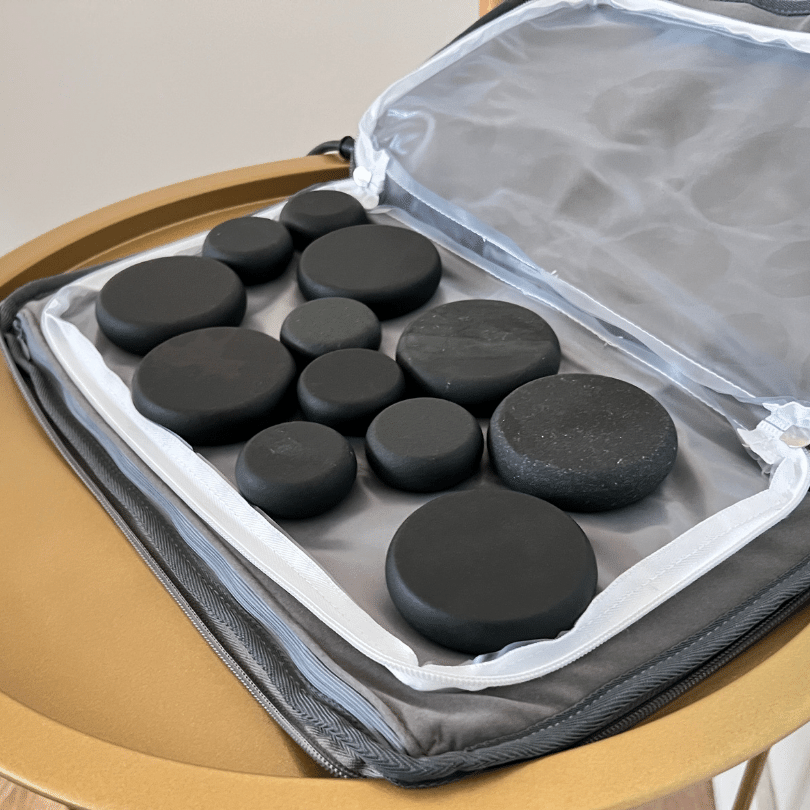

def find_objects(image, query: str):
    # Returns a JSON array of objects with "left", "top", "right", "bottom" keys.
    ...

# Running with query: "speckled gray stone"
[
  {"left": 365, "top": 398, "right": 483, "bottom": 492},
  {"left": 488, "top": 374, "right": 678, "bottom": 512},
  {"left": 385, "top": 489, "right": 597, "bottom": 654}
]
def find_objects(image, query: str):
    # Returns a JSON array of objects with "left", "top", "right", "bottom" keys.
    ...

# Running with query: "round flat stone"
[
  {"left": 202, "top": 216, "right": 293, "bottom": 284},
  {"left": 236, "top": 422, "right": 357, "bottom": 519},
  {"left": 280, "top": 297, "right": 381, "bottom": 365},
  {"left": 366, "top": 398, "right": 483, "bottom": 492},
  {"left": 298, "top": 224, "right": 442, "bottom": 319},
  {"left": 279, "top": 189, "right": 367, "bottom": 248},
  {"left": 386, "top": 489, "right": 597, "bottom": 654},
  {"left": 489, "top": 374, "right": 679, "bottom": 512},
  {"left": 132, "top": 327, "right": 295, "bottom": 445},
  {"left": 96, "top": 256, "right": 246, "bottom": 355},
  {"left": 297, "top": 348, "right": 405, "bottom": 435},
  {"left": 396, "top": 299, "right": 561, "bottom": 412}
]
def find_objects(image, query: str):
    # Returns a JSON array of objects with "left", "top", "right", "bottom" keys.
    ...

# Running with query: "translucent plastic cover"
[{"left": 360, "top": 0, "right": 810, "bottom": 416}]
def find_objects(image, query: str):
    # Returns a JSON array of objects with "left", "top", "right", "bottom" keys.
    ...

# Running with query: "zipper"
[
  {"left": 581, "top": 585, "right": 810, "bottom": 745},
  {"left": 1, "top": 338, "right": 358, "bottom": 779}
]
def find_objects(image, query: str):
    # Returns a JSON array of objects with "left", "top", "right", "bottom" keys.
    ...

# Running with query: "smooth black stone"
[
  {"left": 297, "top": 224, "right": 442, "bottom": 319},
  {"left": 488, "top": 374, "right": 679, "bottom": 512},
  {"left": 297, "top": 348, "right": 406, "bottom": 435},
  {"left": 96, "top": 256, "right": 246, "bottom": 355},
  {"left": 202, "top": 216, "right": 293, "bottom": 284},
  {"left": 132, "top": 327, "right": 295, "bottom": 445},
  {"left": 279, "top": 189, "right": 368, "bottom": 248},
  {"left": 280, "top": 297, "right": 381, "bottom": 365},
  {"left": 386, "top": 489, "right": 597, "bottom": 654},
  {"left": 365, "top": 398, "right": 483, "bottom": 493},
  {"left": 236, "top": 422, "right": 357, "bottom": 519},
  {"left": 396, "top": 299, "right": 561, "bottom": 412}
]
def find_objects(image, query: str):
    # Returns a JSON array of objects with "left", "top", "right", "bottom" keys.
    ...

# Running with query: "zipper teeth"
[
  {"left": 4, "top": 350, "right": 355, "bottom": 779},
  {"left": 582, "top": 586, "right": 810, "bottom": 744}
]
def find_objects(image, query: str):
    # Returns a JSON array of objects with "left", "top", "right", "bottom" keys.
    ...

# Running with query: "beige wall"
[{"left": 0, "top": 1, "right": 474, "bottom": 257}]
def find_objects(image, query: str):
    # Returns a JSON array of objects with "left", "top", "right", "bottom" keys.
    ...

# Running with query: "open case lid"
[{"left": 355, "top": 0, "right": 810, "bottom": 424}]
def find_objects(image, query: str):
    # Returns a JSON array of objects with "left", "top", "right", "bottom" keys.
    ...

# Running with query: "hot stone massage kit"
[{"left": 11, "top": 2, "right": 810, "bottom": 785}]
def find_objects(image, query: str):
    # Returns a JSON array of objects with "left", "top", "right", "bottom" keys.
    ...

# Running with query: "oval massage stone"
[
  {"left": 96, "top": 255, "right": 246, "bottom": 355},
  {"left": 279, "top": 189, "right": 368, "bottom": 248},
  {"left": 280, "top": 297, "right": 381, "bottom": 365},
  {"left": 386, "top": 489, "right": 597, "bottom": 654},
  {"left": 489, "top": 374, "right": 679, "bottom": 512},
  {"left": 236, "top": 422, "right": 357, "bottom": 519},
  {"left": 202, "top": 216, "right": 293, "bottom": 284},
  {"left": 132, "top": 327, "right": 295, "bottom": 445},
  {"left": 298, "top": 224, "right": 442, "bottom": 319},
  {"left": 366, "top": 398, "right": 483, "bottom": 492},
  {"left": 297, "top": 348, "right": 406, "bottom": 435},
  {"left": 396, "top": 299, "right": 561, "bottom": 412}
]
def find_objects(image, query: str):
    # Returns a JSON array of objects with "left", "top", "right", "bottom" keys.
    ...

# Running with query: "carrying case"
[{"left": 5, "top": 0, "right": 810, "bottom": 786}]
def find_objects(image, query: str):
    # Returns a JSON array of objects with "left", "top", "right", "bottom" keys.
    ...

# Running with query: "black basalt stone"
[
  {"left": 297, "top": 348, "right": 406, "bottom": 435},
  {"left": 202, "top": 216, "right": 293, "bottom": 284},
  {"left": 236, "top": 421, "right": 357, "bottom": 519},
  {"left": 488, "top": 374, "right": 679, "bottom": 512},
  {"left": 385, "top": 489, "right": 597, "bottom": 654},
  {"left": 279, "top": 189, "right": 368, "bottom": 248},
  {"left": 280, "top": 297, "right": 381, "bottom": 365},
  {"left": 96, "top": 255, "right": 246, "bottom": 355},
  {"left": 297, "top": 224, "right": 442, "bottom": 319},
  {"left": 132, "top": 327, "right": 295, "bottom": 445},
  {"left": 396, "top": 299, "right": 561, "bottom": 412},
  {"left": 365, "top": 398, "right": 483, "bottom": 492}
]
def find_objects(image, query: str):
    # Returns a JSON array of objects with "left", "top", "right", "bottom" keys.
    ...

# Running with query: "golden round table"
[{"left": 2, "top": 155, "right": 809, "bottom": 810}]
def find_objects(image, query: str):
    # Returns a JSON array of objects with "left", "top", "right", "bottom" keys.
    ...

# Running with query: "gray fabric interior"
[{"left": 373, "top": 3, "right": 810, "bottom": 410}]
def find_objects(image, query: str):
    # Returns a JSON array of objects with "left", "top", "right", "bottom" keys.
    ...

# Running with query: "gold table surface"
[{"left": 2, "top": 155, "right": 809, "bottom": 810}]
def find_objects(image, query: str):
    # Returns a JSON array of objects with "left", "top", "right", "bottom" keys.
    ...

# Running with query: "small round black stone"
[
  {"left": 280, "top": 297, "right": 381, "bottom": 365},
  {"left": 132, "top": 327, "right": 295, "bottom": 445},
  {"left": 279, "top": 189, "right": 368, "bottom": 248},
  {"left": 488, "top": 374, "right": 679, "bottom": 512},
  {"left": 202, "top": 216, "right": 293, "bottom": 284},
  {"left": 236, "top": 422, "right": 357, "bottom": 519},
  {"left": 386, "top": 489, "right": 597, "bottom": 654},
  {"left": 366, "top": 398, "right": 483, "bottom": 492},
  {"left": 297, "top": 224, "right": 442, "bottom": 319},
  {"left": 396, "top": 299, "right": 561, "bottom": 412},
  {"left": 297, "top": 348, "right": 406, "bottom": 435},
  {"left": 96, "top": 256, "right": 246, "bottom": 355}
]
